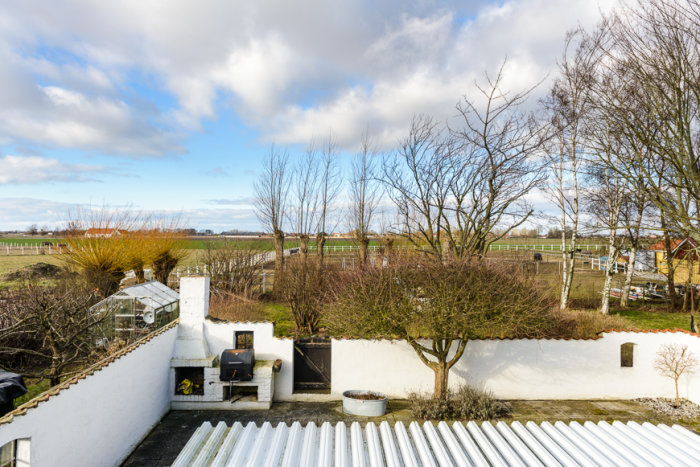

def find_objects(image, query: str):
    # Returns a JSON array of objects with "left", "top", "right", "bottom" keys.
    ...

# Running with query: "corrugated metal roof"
[{"left": 172, "top": 419, "right": 700, "bottom": 466}]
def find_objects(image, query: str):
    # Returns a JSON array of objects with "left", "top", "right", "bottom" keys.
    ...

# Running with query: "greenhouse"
[{"left": 91, "top": 281, "right": 179, "bottom": 340}]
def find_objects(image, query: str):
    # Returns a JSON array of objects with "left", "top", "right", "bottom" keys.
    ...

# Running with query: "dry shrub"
[
  {"left": 409, "top": 385, "right": 511, "bottom": 420},
  {"left": 200, "top": 242, "right": 263, "bottom": 299},
  {"left": 208, "top": 293, "right": 265, "bottom": 322},
  {"left": 276, "top": 257, "right": 338, "bottom": 334},
  {"left": 548, "top": 310, "right": 633, "bottom": 338}
]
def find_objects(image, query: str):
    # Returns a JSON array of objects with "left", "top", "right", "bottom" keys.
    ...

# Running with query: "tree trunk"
[
  {"left": 299, "top": 234, "right": 309, "bottom": 262},
  {"left": 674, "top": 377, "right": 680, "bottom": 408},
  {"left": 601, "top": 244, "right": 618, "bottom": 315},
  {"left": 134, "top": 262, "right": 146, "bottom": 284},
  {"left": 621, "top": 247, "right": 637, "bottom": 308},
  {"left": 273, "top": 230, "right": 285, "bottom": 278},
  {"left": 316, "top": 232, "right": 326, "bottom": 262},
  {"left": 383, "top": 237, "right": 395, "bottom": 266},
  {"left": 433, "top": 363, "right": 449, "bottom": 400},
  {"left": 661, "top": 223, "right": 677, "bottom": 312},
  {"left": 359, "top": 237, "right": 369, "bottom": 266}
]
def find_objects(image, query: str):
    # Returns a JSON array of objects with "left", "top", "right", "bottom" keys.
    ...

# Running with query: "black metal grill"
[{"left": 219, "top": 349, "right": 255, "bottom": 381}]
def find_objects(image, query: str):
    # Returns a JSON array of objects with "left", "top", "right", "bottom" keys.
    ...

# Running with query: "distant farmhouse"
[{"left": 650, "top": 237, "right": 700, "bottom": 285}]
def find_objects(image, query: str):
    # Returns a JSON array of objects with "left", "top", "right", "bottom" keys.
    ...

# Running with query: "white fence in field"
[
  {"left": 0, "top": 244, "right": 64, "bottom": 255},
  {"left": 490, "top": 243, "right": 607, "bottom": 252}
]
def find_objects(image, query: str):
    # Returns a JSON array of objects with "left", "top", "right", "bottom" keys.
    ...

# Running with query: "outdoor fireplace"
[
  {"left": 174, "top": 367, "right": 204, "bottom": 395},
  {"left": 169, "top": 277, "right": 276, "bottom": 409}
]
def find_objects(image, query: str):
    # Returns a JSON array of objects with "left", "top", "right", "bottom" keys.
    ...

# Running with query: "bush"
[
  {"left": 208, "top": 293, "right": 265, "bottom": 322},
  {"left": 408, "top": 385, "right": 511, "bottom": 420},
  {"left": 276, "top": 257, "right": 338, "bottom": 334}
]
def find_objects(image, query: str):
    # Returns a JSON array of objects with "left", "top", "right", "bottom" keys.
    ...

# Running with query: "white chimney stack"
[
  {"left": 179, "top": 276, "right": 210, "bottom": 327},
  {"left": 171, "top": 276, "right": 215, "bottom": 367}
]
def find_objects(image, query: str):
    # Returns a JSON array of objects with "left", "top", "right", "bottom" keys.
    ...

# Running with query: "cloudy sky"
[{"left": 0, "top": 0, "right": 617, "bottom": 232}]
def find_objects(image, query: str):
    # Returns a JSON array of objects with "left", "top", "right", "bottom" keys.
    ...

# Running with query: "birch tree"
[{"left": 545, "top": 28, "right": 601, "bottom": 310}]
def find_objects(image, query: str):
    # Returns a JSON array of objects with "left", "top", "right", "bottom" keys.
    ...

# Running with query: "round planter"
[{"left": 342, "top": 390, "right": 388, "bottom": 417}]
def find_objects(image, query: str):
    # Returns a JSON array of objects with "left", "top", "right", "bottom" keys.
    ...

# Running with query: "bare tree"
[
  {"left": 584, "top": 135, "right": 626, "bottom": 315},
  {"left": 254, "top": 146, "right": 290, "bottom": 277},
  {"left": 348, "top": 132, "right": 380, "bottom": 265},
  {"left": 199, "top": 241, "right": 264, "bottom": 299},
  {"left": 289, "top": 143, "right": 321, "bottom": 261},
  {"left": 618, "top": 190, "right": 648, "bottom": 307},
  {"left": 597, "top": 0, "right": 700, "bottom": 240},
  {"left": 654, "top": 343, "right": 698, "bottom": 408},
  {"left": 316, "top": 134, "right": 342, "bottom": 262},
  {"left": 382, "top": 115, "right": 454, "bottom": 258},
  {"left": 450, "top": 62, "right": 547, "bottom": 258},
  {"left": 545, "top": 28, "right": 602, "bottom": 310},
  {"left": 0, "top": 278, "right": 110, "bottom": 386}
]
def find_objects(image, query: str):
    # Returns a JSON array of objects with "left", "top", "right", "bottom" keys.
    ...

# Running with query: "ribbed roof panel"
[{"left": 171, "top": 420, "right": 699, "bottom": 466}]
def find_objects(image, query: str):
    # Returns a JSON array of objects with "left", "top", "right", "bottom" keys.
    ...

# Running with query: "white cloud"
[
  {"left": 0, "top": 0, "right": 620, "bottom": 156},
  {"left": 0, "top": 155, "right": 106, "bottom": 184}
]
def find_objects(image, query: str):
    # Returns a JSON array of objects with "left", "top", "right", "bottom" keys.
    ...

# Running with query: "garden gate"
[{"left": 293, "top": 338, "right": 331, "bottom": 390}]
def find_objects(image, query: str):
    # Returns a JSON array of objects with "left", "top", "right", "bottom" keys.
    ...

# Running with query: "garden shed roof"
[{"left": 172, "top": 419, "right": 700, "bottom": 466}]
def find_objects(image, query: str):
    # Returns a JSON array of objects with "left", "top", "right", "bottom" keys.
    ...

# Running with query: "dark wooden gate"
[{"left": 294, "top": 338, "right": 331, "bottom": 390}]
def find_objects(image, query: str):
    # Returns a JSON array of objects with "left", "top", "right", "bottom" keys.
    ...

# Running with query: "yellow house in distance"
[{"left": 650, "top": 237, "right": 700, "bottom": 285}]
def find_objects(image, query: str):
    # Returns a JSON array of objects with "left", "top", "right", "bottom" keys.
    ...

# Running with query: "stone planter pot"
[{"left": 342, "top": 390, "right": 388, "bottom": 417}]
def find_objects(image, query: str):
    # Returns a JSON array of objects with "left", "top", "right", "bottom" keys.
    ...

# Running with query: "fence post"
[{"left": 262, "top": 272, "right": 267, "bottom": 293}]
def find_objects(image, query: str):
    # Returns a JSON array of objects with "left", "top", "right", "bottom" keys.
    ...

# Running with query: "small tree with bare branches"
[
  {"left": 254, "top": 146, "right": 290, "bottom": 279},
  {"left": 348, "top": 133, "right": 380, "bottom": 265},
  {"left": 654, "top": 343, "right": 698, "bottom": 408},
  {"left": 0, "top": 277, "right": 111, "bottom": 386}
]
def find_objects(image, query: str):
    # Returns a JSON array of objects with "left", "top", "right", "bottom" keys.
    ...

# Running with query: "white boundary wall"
[
  {"left": 203, "top": 321, "right": 295, "bottom": 400},
  {"left": 331, "top": 332, "right": 700, "bottom": 404},
  {"left": 0, "top": 325, "right": 177, "bottom": 467}
]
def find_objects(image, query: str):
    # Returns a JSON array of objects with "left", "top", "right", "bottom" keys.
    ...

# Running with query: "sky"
[{"left": 0, "top": 0, "right": 618, "bottom": 232}]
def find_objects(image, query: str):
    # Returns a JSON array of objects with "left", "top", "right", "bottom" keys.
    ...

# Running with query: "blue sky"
[{"left": 0, "top": 0, "right": 616, "bottom": 232}]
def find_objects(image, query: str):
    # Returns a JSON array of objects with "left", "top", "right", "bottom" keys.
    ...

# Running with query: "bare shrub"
[
  {"left": 409, "top": 385, "right": 511, "bottom": 420},
  {"left": 548, "top": 310, "right": 632, "bottom": 339},
  {"left": 276, "top": 257, "right": 337, "bottom": 334},
  {"left": 199, "top": 242, "right": 264, "bottom": 299},
  {"left": 655, "top": 343, "right": 698, "bottom": 408},
  {"left": 0, "top": 276, "right": 109, "bottom": 386},
  {"left": 208, "top": 293, "right": 265, "bottom": 322}
]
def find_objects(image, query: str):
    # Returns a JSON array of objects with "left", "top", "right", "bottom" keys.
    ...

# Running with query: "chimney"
[{"left": 171, "top": 277, "right": 215, "bottom": 367}]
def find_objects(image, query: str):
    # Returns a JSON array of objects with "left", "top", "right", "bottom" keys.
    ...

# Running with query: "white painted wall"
[
  {"left": 0, "top": 326, "right": 178, "bottom": 467},
  {"left": 332, "top": 332, "right": 700, "bottom": 404},
  {"left": 203, "top": 321, "right": 295, "bottom": 401}
]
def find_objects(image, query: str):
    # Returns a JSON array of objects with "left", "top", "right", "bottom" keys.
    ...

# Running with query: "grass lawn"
[
  {"left": 0, "top": 254, "right": 63, "bottom": 276},
  {"left": 610, "top": 306, "right": 695, "bottom": 331},
  {"left": 261, "top": 302, "right": 296, "bottom": 337},
  {"left": 12, "top": 379, "right": 50, "bottom": 408}
]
